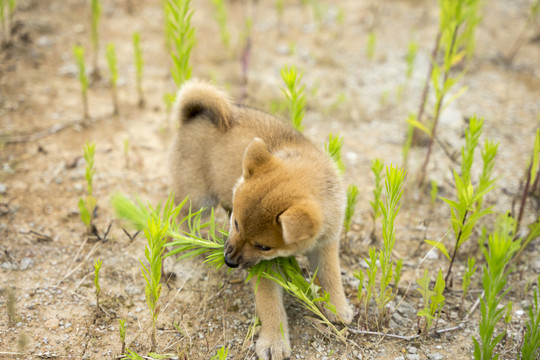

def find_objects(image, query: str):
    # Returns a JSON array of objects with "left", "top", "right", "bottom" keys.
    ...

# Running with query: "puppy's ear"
[
  {"left": 278, "top": 201, "right": 322, "bottom": 245},
  {"left": 174, "top": 80, "right": 233, "bottom": 131},
  {"left": 243, "top": 138, "right": 272, "bottom": 178}
]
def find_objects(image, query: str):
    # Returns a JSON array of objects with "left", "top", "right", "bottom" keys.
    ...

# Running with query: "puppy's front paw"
[
  {"left": 256, "top": 334, "right": 291, "bottom": 360},
  {"left": 324, "top": 302, "right": 354, "bottom": 325}
]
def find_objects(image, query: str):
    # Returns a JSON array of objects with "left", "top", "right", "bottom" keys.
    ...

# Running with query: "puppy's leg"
[
  {"left": 254, "top": 276, "right": 291, "bottom": 360},
  {"left": 307, "top": 241, "right": 353, "bottom": 324}
]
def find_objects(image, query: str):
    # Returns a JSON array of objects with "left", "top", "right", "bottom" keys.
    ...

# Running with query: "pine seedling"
[
  {"left": 521, "top": 275, "right": 540, "bottom": 360},
  {"left": 211, "top": 345, "right": 229, "bottom": 360},
  {"left": 476, "top": 139, "right": 499, "bottom": 210},
  {"left": 106, "top": 43, "right": 119, "bottom": 115},
  {"left": 166, "top": 0, "right": 195, "bottom": 90},
  {"left": 210, "top": 0, "right": 230, "bottom": 49},
  {"left": 344, "top": 184, "right": 359, "bottom": 237},
  {"left": 132, "top": 32, "right": 145, "bottom": 108},
  {"left": 90, "top": 0, "right": 102, "bottom": 76},
  {"left": 324, "top": 133, "right": 345, "bottom": 174},
  {"left": 461, "top": 116, "right": 484, "bottom": 185},
  {"left": 473, "top": 213, "right": 521, "bottom": 360},
  {"left": 94, "top": 258, "right": 103, "bottom": 314},
  {"left": 460, "top": 256, "right": 476, "bottom": 317},
  {"left": 73, "top": 45, "right": 89, "bottom": 120},
  {"left": 366, "top": 31, "right": 376, "bottom": 60},
  {"left": 416, "top": 268, "right": 446, "bottom": 333},
  {"left": 370, "top": 158, "right": 384, "bottom": 235},
  {"left": 118, "top": 319, "right": 126, "bottom": 356},
  {"left": 78, "top": 142, "right": 97, "bottom": 234},
  {"left": 280, "top": 65, "right": 306, "bottom": 132}
]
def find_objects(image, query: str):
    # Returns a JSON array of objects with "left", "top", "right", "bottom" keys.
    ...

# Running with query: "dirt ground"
[{"left": 1, "top": 0, "right": 540, "bottom": 359}]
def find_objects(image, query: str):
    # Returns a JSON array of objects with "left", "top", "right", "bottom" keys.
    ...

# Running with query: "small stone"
[
  {"left": 45, "top": 318, "right": 59, "bottom": 329},
  {"left": 37, "top": 36, "right": 53, "bottom": 48},
  {"left": 406, "top": 345, "right": 418, "bottom": 354},
  {"left": 428, "top": 354, "right": 444, "bottom": 360},
  {"left": 393, "top": 357, "right": 405, "bottom": 360},
  {"left": 406, "top": 355, "right": 420, "bottom": 360},
  {"left": 20, "top": 257, "right": 34, "bottom": 270},
  {"left": 0, "top": 183, "right": 6, "bottom": 194}
]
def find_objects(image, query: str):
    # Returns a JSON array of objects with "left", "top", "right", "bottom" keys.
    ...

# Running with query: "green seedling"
[
  {"left": 473, "top": 213, "right": 520, "bottom": 360},
  {"left": 461, "top": 116, "right": 483, "bottom": 185},
  {"left": 210, "top": 0, "right": 230, "bottom": 49},
  {"left": 112, "top": 193, "right": 345, "bottom": 338},
  {"left": 91, "top": 0, "right": 101, "bottom": 77},
  {"left": 414, "top": 0, "right": 485, "bottom": 185},
  {"left": 166, "top": 0, "right": 195, "bottom": 90},
  {"left": 94, "top": 258, "right": 103, "bottom": 314},
  {"left": 73, "top": 45, "right": 89, "bottom": 120},
  {"left": 430, "top": 180, "right": 438, "bottom": 206},
  {"left": 515, "top": 128, "right": 540, "bottom": 236},
  {"left": 132, "top": 32, "right": 145, "bottom": 108},
  {"left": 106, "top": 43, "right": 119, "bottom": 115},
  {"left": 477, "top": 139, "right": 499, "bottom": 210},
  {"left": 0, "top": 0, "right": 16, "bottom": 44},
  {"left": 366, "top": 31, "right": 376, "bottom": 60},
  {"left": 344, "top": 184, "right": 359, "bottom": 237},
  {"left": 280, "top": 65, "right": 306, "bottom": 132},
  {"left": 356, "top": 165, "right": 406, "bottom": 328},
  {"left": 211, "top": 345, "right": 229, "bottom": 360},
  {"left": 460, "top": 256, "right": 476, "bottom": 317},
  {"left": 416, "top": 268, "right": 445, "bottom": 334},
  {"left": 118, "top": 319, "right": 126, "bottom": 356},
  {"left": 369, "top": 158, "right": 384, "bottom": 236},
  {"left": 405, "top": 41, "right": 418, "bottom": 81},
  {"left": 324, "top": 133, "right": 345, "bottom": 174},
  {"left": 521, "top": 275, "right": 540, "bottom": 360},
  {"left": 78, "top": 142, "right": 97, "bottom": 234},
  {"left": 123, "top": 349, "right": 144, "bottom": 360}
]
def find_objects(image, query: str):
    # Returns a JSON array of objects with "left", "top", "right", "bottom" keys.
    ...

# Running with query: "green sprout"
[
  {"left": 370, "top": 158, "right": 384, "bottom": 236},
  {"left": 211, "top": 346, "right": 229, "bottom": 360},
  {"left": 473, "top": 213, "right": 521, "bottom": 360},
  {"left": 521, "top": 275, "right": 540, "bottom": 360},
  {"left": 133, "top": 32, "right": 145, "bottom": 108},
  {"left": 118, "top": 319, "right": 126, "bottom": 356},
  {"left": 78, "top": 142, "right": 97, "bottom": 234},
  {"left": 324, "top": 133, "right": 345, "bottom": 174},
  {"left": 430, "top": 180, "right": 438, "bottom": 206},
  {"left": 72, "top": 45, "right": 89, "bottom": 120},
  {"left": 94, "top": 258, "right": 103, "bottom": 314},
  {"left": 0, "top": 0, "right": 16, "bottom": 44},
  {"left": 344, "top": 184, "right": 359, "bottom": 237},
  {"left": 416, "top": 268, "right": 446, "bottom": 334},
  {"left": 366, "top": 31, "right": 376, "bottom": 60},
  {"left": 106, "top": 43, "right": 119, "bottom": 115},
  {"left": 460, "top": 256, "right": 476, "bottom": 317},
  {"left": 166, "top": 0, "right": 195, "bottom": 89},
  {"left": 280, "top": 65, "right": 306, "bottom": 132},
  {"left": 210, "top": 0, "right": 230, "bottom": 49},
  {"left": 405, "top": 41, "right": 418, "bottom": 80},
  {"left": 91, "top": 0, "right": 102, "bottom": 76}
]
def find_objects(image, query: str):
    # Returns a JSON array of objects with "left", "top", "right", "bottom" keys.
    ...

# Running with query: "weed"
[
  {"left": 405, "top": 41, "right": 418, "bottom": 81},
  {"left": 118, "top": 319, "right": 126, "bottom": 356},
  {"left": 366, "top": 31, "right": 376, "bottom": 60},
  {"left": 280, "top": 65, "right": 306, "bottom": 132},
  {"left": 72, "top": 45, "right": 89, "bottom": 120},
  {"left": 106, "top": 43, "right": 119, "bottom": 115},
  {"left": 344, "top": 184, "right": 359, "bottom": 237},
  {"left": 460, "top": 256, "right": 476, "bottom": 317},
  {"left": 78, "top": 142, "right": 97, "bottom": 235},
  {"left": 166, "top": 0, "right": 195, "bottom": 89},
  {"left": 370, "top": 158, "right": 384, "bottom": 236},
  {"left": 94, "top": 258, "right": 103, "bottom": 314},
  {"left": 521, "top": 275, "right": 540, "bottom": 360},
  {"left": 416, "top": 268, "right": 446, "bottom": 334},
  {"left": 132, "top": 32, "right": 145, "bottom": 108},
  {"left": 515, "top": 129, "right": 540, "bottom": 236},
  {"left": 210, "top": 0, "right": 230, "bottom": 49},
  {"left": 430, "top": 180, "right": 438, "bottom": 206},
  {"left": 473, "top": 213, "right": 520, "bottom": 360},
  {"left": 90, "top": 0, "right": 101, "bottom": 76},
  {"left": 211, "top": 345, "right": 229, "bottom": 360},
  {"left": 324, "top": 133, "right": 345, "bottom": 174}
]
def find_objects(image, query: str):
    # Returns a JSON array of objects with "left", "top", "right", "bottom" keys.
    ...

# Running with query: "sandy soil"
[{"left": 1, "top": 0, "right": 539, "bottom": 359}]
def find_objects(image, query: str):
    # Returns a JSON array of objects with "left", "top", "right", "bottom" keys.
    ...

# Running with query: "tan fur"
[{"left": 170, "top": 80, "right": 353, "bottom": 360}]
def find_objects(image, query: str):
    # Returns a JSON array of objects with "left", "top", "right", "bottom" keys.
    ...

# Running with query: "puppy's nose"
[{"left": 224, "top": 254, "right": 239, "bottom": 268}]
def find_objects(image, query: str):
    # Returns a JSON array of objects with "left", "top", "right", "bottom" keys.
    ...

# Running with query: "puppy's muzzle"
[{"left": 224, "top": 243, "right": 240, "bottom": 268}]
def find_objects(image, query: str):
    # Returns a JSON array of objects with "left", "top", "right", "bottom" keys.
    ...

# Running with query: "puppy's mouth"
[{"left": 223, "top": 252, "right": 258, "bottom": 269}]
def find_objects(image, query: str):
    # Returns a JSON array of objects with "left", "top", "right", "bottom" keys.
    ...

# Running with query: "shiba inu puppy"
[{"left": 170, "top": 80, "right": 353, "bottom": 360}]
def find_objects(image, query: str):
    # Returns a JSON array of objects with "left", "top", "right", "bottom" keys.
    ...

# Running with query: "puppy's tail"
[{"left": 173, "top": 80, "right": 233, "bottom": 132}]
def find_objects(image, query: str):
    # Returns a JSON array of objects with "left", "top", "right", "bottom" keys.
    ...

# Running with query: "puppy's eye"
[
  {"left": 255, "top": 244, "right": 272, "bottom": 251},
  {"left": 234, "top": 219, "right": 239, "bottom": 231}
]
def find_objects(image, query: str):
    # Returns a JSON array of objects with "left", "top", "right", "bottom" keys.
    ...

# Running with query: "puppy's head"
[{"left": 224, "top": 138, "right": 323, "bottom": 269}]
